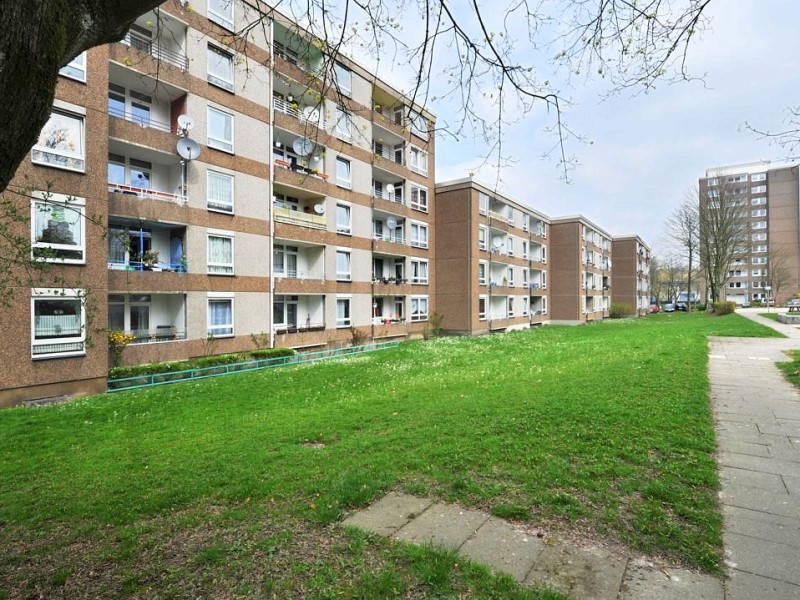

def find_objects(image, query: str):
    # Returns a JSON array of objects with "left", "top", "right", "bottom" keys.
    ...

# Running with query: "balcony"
[
  {"left": 373, "top": 181, "right": 405, "bottom": 205},
  {"left": 128, "top": 326, "right": 188, "bottom": 344},
  {"left": 273, "top": 95, "right": 324, "bottom": 128},
  {"left": 108, "top": 220, "right": 187, "bottom": 272},
  {"left": 108, "top": 293, "right": 186, "bottom": 346},
  {"left": 108, "top": 182, "right": 187, "bottom": 207},
  {"left": 273, "top": 206, "right": 326, "bottom": 230},
  {"left": 119, "top": 15, "right": 188, "bottom": 71}
]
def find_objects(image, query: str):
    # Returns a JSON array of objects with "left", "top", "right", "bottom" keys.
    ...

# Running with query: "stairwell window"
[
  {"left": 207, "top": 44, "right": 234, "bottom": 92},
  {"left": 208, "top": 0, "right": 234, "bottom": 30},
  {"left": 207, "top": 106, "right": 234, "bottom": 153},
  {"left": 409, "top": 146, "right": 428, "bottom": 175}
]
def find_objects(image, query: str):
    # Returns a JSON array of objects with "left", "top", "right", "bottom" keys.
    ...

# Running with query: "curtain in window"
[
  {"left": 208, "top": 171, "right": 233, "bottom": 207},
  {"left": 336, "top": 252, "right": 350, "bottom": 278},
  {"left": 208, "top": 236, "right": 232, "bottom": 273},
  {"left": 208, "top": 300, "right": 233, "bottom": 334},
  {"left": 336, "top": 159, "right": 351, "bottom": 186},
  {"left": 336, "top": 204, "right": 350, "bottom": 231}
]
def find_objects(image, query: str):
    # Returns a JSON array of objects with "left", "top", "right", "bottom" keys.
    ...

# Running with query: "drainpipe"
[{"left": 268, "top": 17, "right": 276, "bottom": 349}]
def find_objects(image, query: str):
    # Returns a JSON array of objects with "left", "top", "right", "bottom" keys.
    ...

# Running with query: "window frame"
[
  {"left": 336, "top": 156, "right": 352, "bottom": 189},
  {"left": 335, "top": 202, "right": 352, "bottom": 235},
  {"left": 410, "top": 184, "right": 428, "bottom": 212},
  {"left": 59, "top": 52, "right": 87, "bottom": 82},
  {"left": 207, "top": 43, "right": 235, "bottom": 92},
  {"left": 207, "top": 169, "right": 234, "bottom": 213},
  {"left": 409, "top": 146, "right": 429, "bottom": 175},
  {"left": 336, "top": 297, "right": 352, "bottom": 328},
  {"left": 410, "top": 221, "right": 429, "bottom": 249},
  {"left": 207, "top": 0, "right": 234, "bottom": 30},
  {"left": 335, "top": 249, "right": 352, "bottom": 281},
  {"left": 207, "top": 296, "right": 234, "bottom": 338},
  {"left": 31, "top": 288, "right": 86, "bottom": 359},
  {"left": 410, "top": 296, "right": 429, "bottom": 322},
  {"left": 410, "top": 259, "right": 429, "bottom": 284},
  {"left": 31, "top": 192, "right": 86, "bottom": 264},
  {"left": 335, "top": 108, "right": 354, "bottom": 142},
  {"left": 207, "top": 232, "right": 235, "bottom": 275},
  {"left": 31, "top": 109, "right": 86, "bottom": 173},
  {"left": 334, "top": 63, "right": 352, "bottom": 97},
  {"left": 207, "top": 106, "right": 234, "bottom": 153}
]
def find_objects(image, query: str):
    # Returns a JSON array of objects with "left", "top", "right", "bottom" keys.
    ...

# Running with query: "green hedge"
[
  {"left": 712, "top": 301, "right": 736, "bottom": 315},
  {"left": 109, "top": 347, "right": 297, "bottom": 379},
  {"left": 609, "top": 303, "right": 633, "bottom": 319}
]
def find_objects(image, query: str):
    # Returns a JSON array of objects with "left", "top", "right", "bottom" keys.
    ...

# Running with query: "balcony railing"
[
  {"left": 273, "top": 206, "right": 326, "bottom": 230},
  {"left": 108, "top": 182, "right": 187, "bottom": 206},
  {"left": 373, "top": 187, "right": 404, "bottom": 204},
  {"left": 372, "top": 142, "right": 403, "bottom": 164},
  {"left": 274, "top": 159, "right": 329, "bottom": 181},
  {"left": 120, "top": 31, "right": 188, "bottom": 71},
  {"left": 109, "top": 106, "right": 172, "bottom": 133},
  {"left": 273, "top": 96, "right": 323, "bottom": 126},
  {"left": 126, "top": 326, "right": 187, "bottom": 344},
  {"left": 273, "top": 322, "right": 326, "bottom": 334},
  {"left": 108, "top": 259, "right": 188, "bottom": 272},
  {"left": 274, "top": 269, "right": 319, "bottom": 279},
  {"left": 373, "top": 232, "right": 405, "bottom": 244}
]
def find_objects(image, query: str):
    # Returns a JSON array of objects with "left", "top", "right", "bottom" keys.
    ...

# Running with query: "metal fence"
[{"left": 106, "top": 340, "right": 400, "bottom": 393}]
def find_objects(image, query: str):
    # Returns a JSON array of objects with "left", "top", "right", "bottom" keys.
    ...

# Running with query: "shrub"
[
  {"left": 249, "top": 348, "right": 296, "bottom": 359},
  {"left": 609, "top": 303, "right": 633, "bottom": 319},
  {"left": 712, "top": 301, "right": 736, "bottom": 315}
]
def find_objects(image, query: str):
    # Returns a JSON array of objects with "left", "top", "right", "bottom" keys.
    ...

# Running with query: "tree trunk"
[{"left": 0, "top": 0, "right": 163, "bottom": 192}]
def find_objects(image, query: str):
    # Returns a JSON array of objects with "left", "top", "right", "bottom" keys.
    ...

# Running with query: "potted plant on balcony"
[{"left": 141, "top": 249, "right": 160, "bottom": 270}]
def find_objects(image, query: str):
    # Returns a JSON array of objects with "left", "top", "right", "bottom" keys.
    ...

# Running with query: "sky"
[{"left": 350, "top": 0, "right": 800, "bottom": 256}]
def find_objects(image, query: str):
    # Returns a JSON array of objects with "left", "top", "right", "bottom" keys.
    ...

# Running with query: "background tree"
[
  {"left": 764, "top": 244, "right": 793, "bottom": 302},
  {"left": 699, "top": 181, "right": 749, "bottom": 303},
  {"left": 649, "top": 255, "right": 666, "bottom": 304},
  {"left": 665, "top": 196, "right": 700, "bottom": 310}
]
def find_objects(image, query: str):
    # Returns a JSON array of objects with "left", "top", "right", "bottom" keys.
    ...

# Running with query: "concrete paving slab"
[
  {"left": 719, "top": 466, "right": 787, "bottom": 493},
  {"left": 524, "top": 542, "right": 627, "bottom": 600},
  {"left": 724, "top": 505, "right": 800, "bottom": 547},
  {"left": 620, "top": 563, "right": 723, "bottom": 600},
  {"left": 782, "top": 473, "right": 800, "bottom": 494},
  {"left": 725, "top": 570, "right": 800, "bottom": 600},
  {"left": 393, "top": 503, "right": 488, "bottom": 550},
  {"left": 719, "top": 451, "right": 799, "bottom": 476},
  {"left": 726, "top": 532, "right": 800, "bottom": 585},
  {"left": 459, "top": 517, "right": 543, "bottom": 582},
  {"left": 722, "top": 441, "right": 772, "bottom": 457},
  {"left": 721, "top": 484, "right": 800, "bottom": 519},
  {"left": 757, "top": 422, "right": 800, "bottom": 437},
  {"left": 342, "top": 492, "right": 433, "bottom": 536}
]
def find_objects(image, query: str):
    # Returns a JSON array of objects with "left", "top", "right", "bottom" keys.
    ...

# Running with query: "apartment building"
[
  {"left": 700, "top": 162, "right": 799, "bottom": 305},
  {"left": 0, "top": 0, "right": 435, "bottom": 407},
  {"left": 611, "top": 236, "right": 651, "bottom": 316},
  {"left": 434, "top": 179, "right": 550, "bottom": 335},
  {"left": 549, "top": 216, "right": 613, "bottom": 324}
]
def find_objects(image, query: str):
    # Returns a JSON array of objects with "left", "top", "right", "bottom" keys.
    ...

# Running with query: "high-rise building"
[
  {"left": 611, "top": 236, "right": 651, "bottom": 316},
  {"left": 0, "top": 1, "right": 435, "bottom": 407}
]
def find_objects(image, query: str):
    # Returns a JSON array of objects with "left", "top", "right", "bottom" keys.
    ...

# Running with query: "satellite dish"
[
  {"left": 491, "top": 236, "right": 503, "bottom": 249},
  {"left": 292, "top": 138, "right": 315, "bottom": 156},
  {"left": 177, "top": 137, "right": 201, "bottom": 161},
  {"left": 386, "top": 217, "right": 397, "bottom": 229},
  {"left": 385, "top": 184, "right": 395, "bottom": 195},
  {"left": 177, "top": 114, "right": 195, "bottom": 131},
  {"left": 313, "top": 203, "right": 325, "bottom": 215}
]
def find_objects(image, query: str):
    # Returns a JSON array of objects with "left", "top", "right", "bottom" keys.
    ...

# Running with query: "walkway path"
[{"left": 343, "top": 309, "right": 800, "bottom": 599}]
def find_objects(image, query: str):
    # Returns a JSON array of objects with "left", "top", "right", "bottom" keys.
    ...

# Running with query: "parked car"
[
  {"left": 648, "top": 304, "right": 661, "bottom": 314},
  {"left": 662, "top": 302, "right": 676, "bottom": 312},
  {"left": 676, "top": 302, "right": 688, "bottom": 311}
]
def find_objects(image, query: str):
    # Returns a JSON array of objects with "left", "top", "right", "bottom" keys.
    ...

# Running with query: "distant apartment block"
[
  {"left": 700, "top": 162, "right": 800, "bottom": 305},
  {"left": 611, "top": 236, "right": 651, "bottom": 316},
  {"left": 434, "top": 179, "right": 550, "bottom": 335},
  {"left": 549, "top": 216, "right": 613, "bottom": 324}
]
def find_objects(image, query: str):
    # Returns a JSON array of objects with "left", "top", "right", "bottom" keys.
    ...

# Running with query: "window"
[
  {"left": 410, "top": 259, "right": 428, "bottom": 284},
  {"left": 409, "top": 147, "right": 428, "bottom": 175},
  {"left": 336, "top": 250, "right": 351, "bottom": 281},
  {"left": 479, "top": 193, "right": 489, "bottom": 215},
  {"left": 751, "top": 173, "right": 767, "bottom": 182},
  {"left": 478, "top": 261, "right": 487, "bottom": 285},
  {"left": 207, "top": 44, "right": 234, "bottom": 92},
  {"left": 542, "top": 270, "right": 547, "bottom": 288},
  {"left": 32, "top": 110, "right": 85, "bottom": 172},
  {"left": 507, "top": 237, "right": 515, "bottom": 256},
  {"left": 208, "top": 0, "right": 234, "bottom": 30},
  {"left": 335, "top": 108, "right": 354, "bottom": 142},
  {"left": 273, "top": 295, "right": 298, "bottom": 328},
  {"left": 522, "top": 269, "right": 528, "bottom": 287},
  {"left": 752, "top": 221, "right": 767, "bottom": 229},
  {"left": 410, "top": 296, "right": 429, "bottom": 321},
  {"left": 410, "top": 185, "right": 428, "bottom": 212},
  {"left": 407, "top": 109, "right": 428, "bottom": 140},
  {"left": 60, "top": 52, "right": 86, "bottom": 82},
  {"left": 478, "top": 226, "right": 487, "bottom": 251},
  {"left": 522, "top": 297, "right": 529, "bottom": 316},
  {"left": 753, "top": 245, "right": 767, "bottom": 253},
  {"left": 207, "top": 170, "right": 234, "bottom": 213},
  {"left": 541, "top": 297, "right": 548, "bottom": 314},
  {"left": 208, "top": 297, "right": 233, "bottom": 337},
  {"left": 31, "top": 192, "right": 85, "bottom": 263},
  {"left": 751, "top": 185, "right": 767, "bottom": 194},
  {"left": 274, "top": 244, "right": 298, "bottom": 277},
  {"left": 207, "top": 106, "right": 234, "bottom": 153},
  {"left": 410, "top": 222, "right": 428, "bottom": 248},
  {"left": 207, "top": 233, "right": 234, "bottom": 274},
  {"left": 31, "top": 289, "right": 86, "bottom": 358},
  {"left": 336, "top": 203, "right": 352, "bottom": 234},
  {"left": 507, "top": 267, "right": 515, "bottom": 286},
  {"left": 478, "top": 297, "right": 486, "bottom": 320},
  {"left": 752, "top": 197, "right": 767, "bottom": 205},
  {"left": 752, "top": 257, "right": 767, "bottom": 265},
  {"left": 508, "top": 297, "right": 515, "bottom": 317},
  {"left": 752, "top": 232, "right": 767, "bottom": 241},
  {"left": 522, "top": 214, "right": 529, "bottom": 232},
  {"left": 336, "top": 157, "right": 351, "bottom": 189},
  {"left": 334, "top": 63, "right": 352, "bottom": 96},
  {"left": 752, "top": 209, "right": 767, "bottom": 217},
  {"left": 336, "top": 297, "right": 351, "bottom": 327},
  {"left": 541, "top": 246, "right": 547, "bottom": 263},
  {"left": 522, "top": 240, "right": 528, "bottom": 259}
]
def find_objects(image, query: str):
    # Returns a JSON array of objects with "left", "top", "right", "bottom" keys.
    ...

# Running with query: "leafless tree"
[
  {"left": 764, "top": 244, "right": 793, "bottom": 303},
  {"left": 665, "top": 196, "right": 700, "bottom": 310},
  {"left": 745, "top": 106, "right": 800, "bottom": 160},
  {"left": 649, "top": 255, "right": 666, "bottom": 304},
  {"left": 698, "top": 181, "right": 750, "bottom": 303}
]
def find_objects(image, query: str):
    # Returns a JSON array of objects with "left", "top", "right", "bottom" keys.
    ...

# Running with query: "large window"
[
  {"left": 410, "top": 222, "right": 428, "bottom": 249},
  {"left": 336, "top": 250, "right": 351, "bottom": 281},
  {"left": 410, "top": 296, "right": 429, "bottom": 321},
  {"left": 207, "top": 233, "right": 234, "bottom": 275},
  {"left": 336, "top": 203, "right": 352, "bottom": 234},
  {"left": 31, "top": 192, "right": 85, "bottom": 263},
  {"left": 336, "top": 297, "right": 351, "bottom": 327},
  {"left": 207, "top": 106, "right": 234, "bottom": 153},
  {"left": 273, "top": 295, "right": 298, "bottom": 328},
  {"left": 334, "top": 63, "right": 352, "bottom": 96},
  {"left": 274, "top": 244, "right": 298, "bottom": 277},
  {"left": 479, "top": 192, "right": 489, "bottom": 215},
  {"left": 207, "top": 44, "right": 234, "bottom": 92},
  {"left": 336, "top": 157, "right": 351, "bottom": 189},
  {"left": 409, "top": 147, "right": 428, "bottom": 175},
  {"left": 207, "top": 170, "right": 234, "bottom": 213},
  {"left": 31, "top": 289, "right": 86, "bottom": 358},
  {"left": 410, "top": 259, "right": 428, "bottom": 284},
  {"left": 208, "top": 0, "right": 234, "bottom": 30},
  {"left": 59, "top": 52, "right": 86, "bottom": 82},
  {"left": 335, "top": 108, "right": 354, "bottom": 142},
  {"left": 410, "top": 185, "right": 428, "bottom": 212},
  {"left": 32, "top": 110, "right": 85, "bottom": 172},
  {"left": 208, "top": 297, "right": 233, "bottom": 337}
]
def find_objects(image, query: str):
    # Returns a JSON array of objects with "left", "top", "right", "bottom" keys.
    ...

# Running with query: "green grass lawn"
[{"left": 0, "top": 312, "right": 780, "bottom": 597}]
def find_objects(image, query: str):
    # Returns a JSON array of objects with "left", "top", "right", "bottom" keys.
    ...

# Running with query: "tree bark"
[{"left": 0, "top": 0, "right": 163, "bottom": 192}]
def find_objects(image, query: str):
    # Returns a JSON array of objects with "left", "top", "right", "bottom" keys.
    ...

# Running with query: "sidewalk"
[{"left": 343, "top": 309, "right": 800, "bottom": 599}]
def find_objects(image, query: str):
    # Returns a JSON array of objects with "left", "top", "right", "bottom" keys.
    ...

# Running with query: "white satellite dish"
[
  {"left": 491, "top": 236, "right": 503, "bottom": 249},
  {"left": 385, "top": 184, "right": 395, "bottom": 195},
  {"left": 386, "top": 217, "right": 397, "bottom": 229},
  {"left": 292, "top": 138, "right": 315, "bottom": 156},
  {"left": 313, "top": 203, "right": 325, "bottom": 215},
  {"left": 176, "top": 137, "right": 201, "bottom": 161},
  {"left": 177, "top": 114, "right": 195, "bottom": 131}
]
